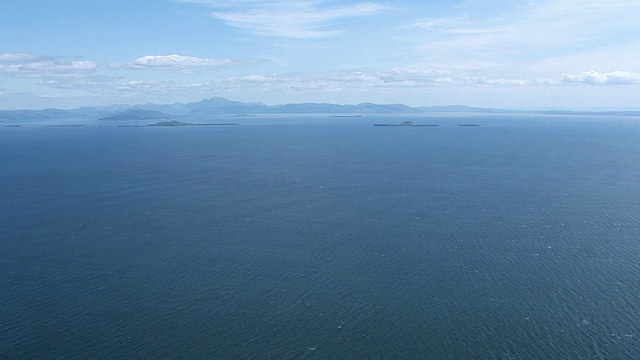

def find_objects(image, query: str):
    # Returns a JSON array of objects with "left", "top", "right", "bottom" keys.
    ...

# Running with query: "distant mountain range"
[{"left": 2, "top": 96, "right": 640, "bottom": 122}]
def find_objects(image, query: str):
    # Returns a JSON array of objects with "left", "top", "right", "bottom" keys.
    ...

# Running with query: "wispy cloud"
[
  {"left": 0, "top": 53, "right": 97, "bottom": 76},
  {"left": 183, "top": 0, "right": 385, "bottom": 38},
  {"left": 411, "top": 16, "right": 501, "bottom": 35},
  {"left": 0, "top": 53, "right": 56, "bottom": 63},
  {"left": 110, "top": 54, "right": 233, "bottom": 72},
  {"left": 408, "top": 0, "right": 640, "bottom": 73}
]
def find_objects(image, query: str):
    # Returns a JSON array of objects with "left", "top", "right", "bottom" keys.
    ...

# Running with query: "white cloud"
[
  {"left": 561, "top": 71, "right": 640, "bottom": 85},
  {"left": 184, "top": 0, "right": 385, "bottom": 38},
  {"left": 110, "top": 54, "right": 233, "bottom": 71}
]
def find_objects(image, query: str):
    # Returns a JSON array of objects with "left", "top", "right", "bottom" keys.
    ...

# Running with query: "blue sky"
[{"left": 1, "top": 0, "right": 639, "bottom": 109}]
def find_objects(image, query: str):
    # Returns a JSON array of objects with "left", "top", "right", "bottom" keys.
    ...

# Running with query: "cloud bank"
[
  {"left": 562, "top": 71, "right": 640, "bottom": 85},
  {"left": 3, "top": 52, "right": 638, "bottom": 105}
]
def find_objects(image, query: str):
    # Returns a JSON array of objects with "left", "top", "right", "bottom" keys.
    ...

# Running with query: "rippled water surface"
[{"left": 2, "top": 115, "right": 640, "bottom": 359}]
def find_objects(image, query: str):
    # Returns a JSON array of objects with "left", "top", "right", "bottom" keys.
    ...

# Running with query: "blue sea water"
[{"left": 1, "top": 115, "right": 640, "bottom": 359}]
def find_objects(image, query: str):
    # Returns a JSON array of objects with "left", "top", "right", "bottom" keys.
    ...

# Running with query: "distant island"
[
  {"left": 147, "top": 120, "right": 238, "bottom": 127},
  {"left": 41, "top": 124, "right": 87, "bottom": 128},
  {"left": 374, "top": 121, "right": 439, "bottom": 127}
]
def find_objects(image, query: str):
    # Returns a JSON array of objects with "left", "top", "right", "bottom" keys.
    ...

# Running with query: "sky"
[{"left": 1, "top": 0, "right": 639, "bottom": 110}]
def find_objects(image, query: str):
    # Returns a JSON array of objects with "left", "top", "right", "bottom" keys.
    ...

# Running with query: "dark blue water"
[{"left": 2, "top": 116, "right": 640, "bottom": 359}]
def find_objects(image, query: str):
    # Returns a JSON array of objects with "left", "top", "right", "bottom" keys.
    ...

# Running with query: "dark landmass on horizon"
[{"left": 2, "top": 96, "right": 640, "bottom": 122}]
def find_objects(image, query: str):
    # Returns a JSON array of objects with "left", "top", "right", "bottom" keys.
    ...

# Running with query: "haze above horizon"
[{"left": 1, "top": 0, "right": 639, "bottom": 110}]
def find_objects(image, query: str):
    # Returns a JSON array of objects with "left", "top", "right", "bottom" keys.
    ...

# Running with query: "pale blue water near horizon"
[{"left": 2, "top": 115, "right": 640, "bottom": 359}]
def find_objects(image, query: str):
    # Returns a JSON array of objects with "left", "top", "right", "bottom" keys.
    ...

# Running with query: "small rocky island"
[{"left": 373, "top": 121, "right": 439, "bottom": 127}]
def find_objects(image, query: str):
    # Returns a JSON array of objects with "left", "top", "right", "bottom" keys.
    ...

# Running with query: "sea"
[{"left": 1, "top": 114, "right": 640, "bottom": 359}]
